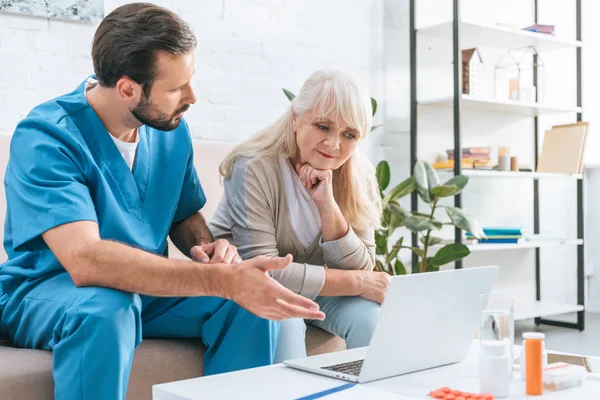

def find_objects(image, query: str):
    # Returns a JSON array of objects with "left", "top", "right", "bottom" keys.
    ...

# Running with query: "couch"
[{"left": 0, "top": 134, "right": 346, "bottom": 400}]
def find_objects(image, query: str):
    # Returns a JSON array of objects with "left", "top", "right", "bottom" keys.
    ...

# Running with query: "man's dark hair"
[{"left": 92, "top": 3, "right": 197, "bottom": 94}]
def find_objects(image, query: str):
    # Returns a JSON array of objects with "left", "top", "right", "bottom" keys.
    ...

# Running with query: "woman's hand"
[
  {"left": 356, "top": 270, "right": 391, "bottom": 304},
  {"left": 295, "top": 163, "right": 335, "bottom": 210}
]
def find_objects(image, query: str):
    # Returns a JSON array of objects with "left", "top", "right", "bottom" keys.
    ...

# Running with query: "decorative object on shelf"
[
  {"left": 511, "top": 156, "right": 519, "bottom": 172},
  {"left": 494, "top": 45, "right": 545, "bottom": 103},
  {"left": 537, "top": 122, "right": 588, "bottom": 174},
  {"left": 498, "top": 146, "right": 511, "bottom": 171},
  {"left": 0, "top": 0, "right": 103, "bottom": 22},
  {"left": 462, "top": 48, "right": 483, "bottom": 97},
  {"left": 522, "top": 24, "right": 555, "bottom": 35},
  {"left": 374, "top": 160, "right": 484, "bottom": 275}
]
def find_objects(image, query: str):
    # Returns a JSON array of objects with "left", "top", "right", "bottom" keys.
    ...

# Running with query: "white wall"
[{"left": 0, "top": 0, "right": 598, "bottom": 315}]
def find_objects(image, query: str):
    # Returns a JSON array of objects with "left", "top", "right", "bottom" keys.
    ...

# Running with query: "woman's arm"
[
  {"left": 220, "top": 159, "right": 373, "bottom": 299},
  {"left": 296, "top": 163, "right": 376, "bottom": 271}
]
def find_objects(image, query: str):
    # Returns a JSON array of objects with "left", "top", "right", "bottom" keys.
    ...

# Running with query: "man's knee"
[{"left": 65, "top": 288, "right": 142, "bottom": 337}]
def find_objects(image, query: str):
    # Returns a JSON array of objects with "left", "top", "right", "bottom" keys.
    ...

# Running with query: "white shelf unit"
[
  {"left": 466, "top": 239, "right": 583, "bottom": 252},
  {"left": 417, "top": 21, "right": 581, "bottom": 52},
  {"left": 514, "top": 301, "right": 585, "bottom": 321},
  {"left": 419, "top": 96, "right": 582, "bottom": 117},
  {"left": 437, "top": 169, "right": 583, "bottom": 180},
  {"left": 432, "top": 239, "right": 583, "bottom": 252},
  {"left": 409, "top": 4, "right": 585, "bottom": 330}
]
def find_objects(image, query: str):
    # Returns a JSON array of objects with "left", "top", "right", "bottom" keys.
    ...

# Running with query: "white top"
[
  {"left": 278, "top": 157, "right": 321, "bottom": 249},
  {"left": 110, "top": 134, "right": 138, "bottom": 171},
  {"left": 84, "top": 78, "right": 139, "bottom": 171}
]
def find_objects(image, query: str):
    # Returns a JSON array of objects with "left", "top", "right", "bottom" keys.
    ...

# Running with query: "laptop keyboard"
[{"left": 321, "top": 359, "right": 364, "bottom": 376}]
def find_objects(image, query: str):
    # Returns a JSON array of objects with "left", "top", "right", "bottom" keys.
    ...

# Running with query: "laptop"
[{"left": 284, "top": 265, "right": 499, "bottom": 383}]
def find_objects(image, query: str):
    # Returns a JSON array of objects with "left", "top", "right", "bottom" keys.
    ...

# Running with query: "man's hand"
[
  {"left": 226, "top": 254, "right": 326, "bottom": 321},
  {"left": 191, "top": 239, "right": 242, "bottom": 264}
]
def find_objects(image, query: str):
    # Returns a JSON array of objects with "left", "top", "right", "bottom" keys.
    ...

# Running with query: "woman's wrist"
[{"left": 321, "top": 268, "right": 363, "bottom": 297}]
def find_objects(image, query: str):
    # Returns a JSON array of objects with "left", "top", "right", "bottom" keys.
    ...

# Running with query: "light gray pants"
[{"left": 273, "top": 295, "right": 380, "bottom": 363}]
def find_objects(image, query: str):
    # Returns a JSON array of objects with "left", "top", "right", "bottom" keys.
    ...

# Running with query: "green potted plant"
[{"left": 374, "top": 161, "right": 485, "bottom": 275}]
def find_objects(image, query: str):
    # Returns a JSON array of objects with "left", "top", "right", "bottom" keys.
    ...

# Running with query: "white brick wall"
[
  {"left": 0, "top": 13, "right": 96, "bottom": 132},
  {"left": 1, "top": 0, "right": 600, "bottom": 317}
]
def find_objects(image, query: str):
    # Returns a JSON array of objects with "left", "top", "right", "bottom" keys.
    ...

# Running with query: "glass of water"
[{"left": 480, "top": 294, "right": 514, "bottom": 371}]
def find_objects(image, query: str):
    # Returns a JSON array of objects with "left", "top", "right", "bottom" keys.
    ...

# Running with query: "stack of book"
[
  {"left": 522, "top": 24, "right": 555, "bottom": 35},
  {"left": 432, "top": 147, "right": 494, "bottom": 170},
  {"left": 467, "top": 227, "right": 523, "bottom": 244}
]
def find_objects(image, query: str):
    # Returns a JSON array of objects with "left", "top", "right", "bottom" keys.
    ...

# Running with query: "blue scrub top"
[{"left": 0, "top": 77, "right": 206, "bottom": 301}]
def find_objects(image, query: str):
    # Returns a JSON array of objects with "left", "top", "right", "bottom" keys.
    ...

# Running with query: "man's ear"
[{"left": 116, "top": 76, "right": 142, "bottom": 102}]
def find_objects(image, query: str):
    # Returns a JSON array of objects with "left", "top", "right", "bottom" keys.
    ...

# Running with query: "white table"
[{"left": 153, "top": 342, "right": 600, "bottom": 399}]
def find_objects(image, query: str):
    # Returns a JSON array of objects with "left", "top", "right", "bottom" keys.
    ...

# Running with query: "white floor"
[{"left": 515, "top": 312, "right": 600, "bottom": 356}]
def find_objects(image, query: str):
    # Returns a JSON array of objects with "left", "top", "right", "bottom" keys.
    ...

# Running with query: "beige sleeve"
[
  {"left": 320, "top": 226, "right": 376, "bottom": 271},
  {"left": 224, "top": 159, "right": 325, "bottom": 299}
]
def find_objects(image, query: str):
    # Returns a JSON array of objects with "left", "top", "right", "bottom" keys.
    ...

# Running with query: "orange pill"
[
  {"left": 456, "top": 397, "right": 466, "bottom": 400},
  {"left": 441, "top": 387, "right": 452, "bottom": 393},
  {"left": 445, "top": 395, "right": 456, "bottom": 400},
  {"left": 452, "top": 390, "right": 461, "bottom": 395},
  {"left": 432, "top": 391, "right": 446, "bottom": 399}
]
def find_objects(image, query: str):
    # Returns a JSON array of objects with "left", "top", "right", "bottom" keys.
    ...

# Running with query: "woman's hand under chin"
[{"left": 295, "top": 163, "right": 336, "bottom": 211}]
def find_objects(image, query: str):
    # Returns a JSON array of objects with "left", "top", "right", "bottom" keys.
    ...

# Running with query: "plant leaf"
[
  {"left": 413, "top": 161, "right": 430, "bottom": 203},
  {"left": 282, "top": 88, "right": 295, "bottom": 101},
  {"left": 425, "top": 257, "right": 440, "bottom": 272},
  {"left": 424, "top": 161, "right": 440, "bottom": 189},
  {"left": 375, "top": 233, "right": 387, "bottom": 255},
  {"left": 387, "top": 204, "right": 410, "bottom": 232},
  {"left": 431, "top": 185, "right": 457, "bottom": 197},
  {"left": 411, "top": 247, "right": 425, "bottom": 258},
  {"left": 383, "top": 177, "right": 416, "bottom": 204},
  {"left": 395, "top": 260, "right": 407, "bottom": 275},
  {"left": 371, "top": 98, "right": 378, "bottom": 117},
  {"left": 370, "top": 124, "right": 383, "bottom": 132},
  {"left": 405, "top": 215, "right": 443, "bottom": 232},
  {"left": 385, "top": 237, "right": 403, "bottom": 265},
  {"left": 420, "top": 236, "right": 443, "bottom": 246},
  {"left": 444, "top": 206, "right": 485, "bottom": 239},
  {"left": 376, "top": 161, "right": 391, "bottom": 191},
  {"left": 430, "top": 243, "right": 470, "bottom": 267},
  {"left": 442, "top": 175, "right": 469, "bottom": 195}
]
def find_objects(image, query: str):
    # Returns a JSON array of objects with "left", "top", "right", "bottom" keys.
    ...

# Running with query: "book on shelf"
[
  {"left": 474, "top": 238, "right": 525, "bottom": 244},
  {"left": 446, "top": 147, "right": 491, "bottom": 155},
  {"left": 467, "top": 227, "right": 524, "bottom": 236},
  {"left": 537, "top": 122, "right": 588, "bottom": 174},
  {"left": 522, "top": 23, "right": 555, "bottom": 35}
]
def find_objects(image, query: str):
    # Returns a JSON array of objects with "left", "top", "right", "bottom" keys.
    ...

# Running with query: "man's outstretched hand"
[{"left": 224, "top": 254, "right": 326, "bottom": 321}]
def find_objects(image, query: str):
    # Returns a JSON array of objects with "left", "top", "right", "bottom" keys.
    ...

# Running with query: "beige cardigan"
[{"left": 209, "top": 157, "right": 376, "bottom": 299}]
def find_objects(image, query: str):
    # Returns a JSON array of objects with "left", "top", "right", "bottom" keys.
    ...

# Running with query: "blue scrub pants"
[{"left": 0, "top": 272, "right": 279, "bottom": 400}]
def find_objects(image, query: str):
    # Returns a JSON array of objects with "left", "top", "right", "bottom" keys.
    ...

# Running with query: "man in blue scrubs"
[{"left": 0, "top": 4, "right": 325, "bottom": 400}]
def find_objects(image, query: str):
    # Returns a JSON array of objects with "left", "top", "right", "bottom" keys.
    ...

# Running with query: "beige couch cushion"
[{"left": 0, "top": 325, "right": 346, "bottom": 400}]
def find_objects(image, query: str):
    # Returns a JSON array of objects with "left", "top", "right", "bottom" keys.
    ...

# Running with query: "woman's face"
[{"left": 293, "top": 109, "right": 360, "bottom": 170}]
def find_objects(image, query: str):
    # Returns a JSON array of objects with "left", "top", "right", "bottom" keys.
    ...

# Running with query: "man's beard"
[{"left": 131, "top": 94, "right": 190, "bottom": 131}]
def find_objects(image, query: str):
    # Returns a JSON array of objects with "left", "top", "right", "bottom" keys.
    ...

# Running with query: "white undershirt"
[
  {"left": 84, "top": 78, "right": 139, "bottom": 171},
  {"left": 278, "top": 157, "right": 322, "bottom": 249}
]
